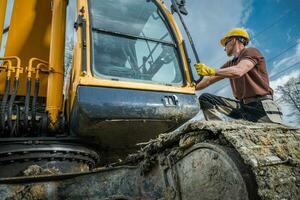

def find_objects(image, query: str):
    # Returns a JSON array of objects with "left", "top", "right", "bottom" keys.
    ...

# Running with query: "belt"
[{"left": 242, "top": 95, "right": 273, "bottom": 104}]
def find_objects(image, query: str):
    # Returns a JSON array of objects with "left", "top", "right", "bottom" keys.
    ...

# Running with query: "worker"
[{"left": 194, "top": 28, "right": 282, "bottom": 123}]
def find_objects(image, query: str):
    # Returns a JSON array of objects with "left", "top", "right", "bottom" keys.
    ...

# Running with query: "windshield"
[{"left": 89, "top": 0, "right": 183, "bottom": 85}]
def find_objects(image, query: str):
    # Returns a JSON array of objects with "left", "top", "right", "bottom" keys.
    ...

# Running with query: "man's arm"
[
  {"left": 196, "top": 76, "right": 224, "bottom": 90},
  {"left": 216, "top": 59, "right": 255, "bottom": 78}
]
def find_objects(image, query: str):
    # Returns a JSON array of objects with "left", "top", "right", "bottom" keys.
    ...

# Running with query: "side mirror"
[{"left": 171, "top": 0, "right": 188, "bottom": 15}]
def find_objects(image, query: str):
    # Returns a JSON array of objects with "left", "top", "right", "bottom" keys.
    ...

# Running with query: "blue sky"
[{"left": 165, "top": 0, "right": 300, "bottom": 127}]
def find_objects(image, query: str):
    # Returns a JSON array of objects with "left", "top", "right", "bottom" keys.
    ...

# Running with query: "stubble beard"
[{"left": 226, "top": 49, "right": 233, "bottom": 56}]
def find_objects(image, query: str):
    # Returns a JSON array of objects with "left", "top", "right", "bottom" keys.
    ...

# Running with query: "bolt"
[{"left": 213, "top": 153, "right": 219, "bottom": 160}]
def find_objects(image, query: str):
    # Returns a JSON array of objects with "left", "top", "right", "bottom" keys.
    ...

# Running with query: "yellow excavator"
[{"left": 0, "top": 0, "right": 299, "bottom": 199}]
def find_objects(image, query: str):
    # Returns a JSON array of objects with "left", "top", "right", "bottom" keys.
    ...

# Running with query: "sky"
[
  {"left": 165, "top": 0, "right": 300, "bottom": 127},
  {"left": 0, "top": 0, "right": 13, "bottom": 56}
]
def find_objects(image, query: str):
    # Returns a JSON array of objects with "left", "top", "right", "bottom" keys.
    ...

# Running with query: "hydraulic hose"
[
  {"left": 24, "top": 78, "right": 31, "bottom": 133},
  {"left": 9, "top": 104, "right": 19, "bottom": 136},
  {"left": 31, "top": 78, "right": 39, "bottom": 133},
  {"left": 0, "top": 77, "right": 10, "bottom": 134},
  {"left": 7, "top": 78, "right": 19, "bottom": 135}
]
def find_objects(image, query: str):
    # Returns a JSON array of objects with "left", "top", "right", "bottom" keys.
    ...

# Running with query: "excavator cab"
[
  {"left": 68, "top": 0, "right": 199, "bottom": 153},
  {"left": 0, "top": 0, "right": 199, "bottom": 172}
]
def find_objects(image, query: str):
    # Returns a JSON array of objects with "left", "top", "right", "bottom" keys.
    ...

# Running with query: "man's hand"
[{"left": 194, "top": 63, "right": 216, "bottom": 76}]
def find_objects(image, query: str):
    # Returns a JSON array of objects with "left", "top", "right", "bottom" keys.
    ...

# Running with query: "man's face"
[{"left": 224, "top": 38, "right": 235, "bottom": 56}]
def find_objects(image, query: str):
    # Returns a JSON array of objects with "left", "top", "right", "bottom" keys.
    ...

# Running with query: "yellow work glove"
[{"left": 194, "top": 63, "right": 216, "bottom": 76}]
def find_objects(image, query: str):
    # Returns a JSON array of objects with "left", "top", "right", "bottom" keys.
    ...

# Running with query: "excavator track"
[
  {"left": 188, "top": 121, "right": 300, "bottom": 200},
  {"left": 129, "top": 120, "right": 300, "bottom": 200}
]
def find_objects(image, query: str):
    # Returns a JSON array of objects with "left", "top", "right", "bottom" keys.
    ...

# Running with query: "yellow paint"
[
  {"left": 27, "top": 58, "right": 49, "bottom": 79},
  {"left": 0, "top": 56, "right": 21, "bottom": 78},
  {"left": 159, "top": 1, "right": 194, "bottom": 85},
  {"left": 79, "top": 76, "right": 195, "bottom": 94},
  {"left": 0, "top": 0, "right": 7, "bottom": 49},
  {"left": 46, "top": 0, "right": 67, "bottom": 129},
  {"left": 0, "top": 0, "right": 52, "bottom": 96},
  {"left": 66, "top": 0, "right": 87, "bottom": 121},
  {"left": 85, "top": 0, "right": 92, "bottom": 76}
]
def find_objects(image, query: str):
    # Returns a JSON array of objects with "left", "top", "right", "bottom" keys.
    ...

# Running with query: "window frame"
[{"left": 88, "top": 0, "right": 187, "bottom": 86}]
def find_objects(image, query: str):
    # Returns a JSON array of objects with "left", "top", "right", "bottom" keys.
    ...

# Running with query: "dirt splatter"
[{"left": 128, "top": 120, "right": 300, "bottom": 200}]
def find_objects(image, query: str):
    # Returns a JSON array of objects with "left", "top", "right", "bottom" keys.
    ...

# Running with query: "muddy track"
[{"left": 126, "top": 120, "right": 300, "bottom": 200}]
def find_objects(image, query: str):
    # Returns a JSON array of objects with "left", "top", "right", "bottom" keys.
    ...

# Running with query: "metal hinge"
[{"left": 74, "top": 7, "right": 87, "bottom": 75}]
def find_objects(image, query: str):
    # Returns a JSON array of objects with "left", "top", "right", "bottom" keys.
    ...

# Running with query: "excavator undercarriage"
[{"left": 0, "top": 120, "right": 299, "bottom": 200}]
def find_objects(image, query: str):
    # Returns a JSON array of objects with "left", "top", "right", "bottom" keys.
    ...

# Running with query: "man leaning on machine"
[{"left": 194, "top": 28, "right": 282, "bottom": 123}]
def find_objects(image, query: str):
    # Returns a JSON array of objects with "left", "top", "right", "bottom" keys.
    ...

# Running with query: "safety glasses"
[{"left": 225, "top": 38, "right": 234, "bottom": 47}]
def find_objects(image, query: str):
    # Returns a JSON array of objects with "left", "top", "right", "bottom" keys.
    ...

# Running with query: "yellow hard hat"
[{"left": 220, "top": 28, "right": 250, "bottom": 46}]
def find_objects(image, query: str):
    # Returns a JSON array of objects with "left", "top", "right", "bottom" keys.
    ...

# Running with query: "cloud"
[
  {"left": 241, "top": 1, "right": 253, "bottom": 25},
  {"left": 270, "top": 69, "right": 300, "bottom": 99},
  {"left": 271, "top": 38, "right": 300, "bottom": 77},
  {"left": 261, "top": 42, "right": 300, "bottom": 127},
  {"left": 270, "top": 70, "right": 300, "bottom": 127},
  {"left": 165, "top": 0, "right": 253, "bottom": 67},
  {"left": 270, "top": 69, "right": 300, "bottom": 98}
]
